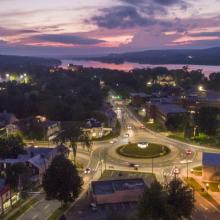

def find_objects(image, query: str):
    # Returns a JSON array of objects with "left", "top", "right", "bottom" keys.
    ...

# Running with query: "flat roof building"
[
  {"left": 91, "top": 178, "right": 145, "bottom": 204},
  {"left": 202, "top": 153, "right": 220, "bottom": 182}
]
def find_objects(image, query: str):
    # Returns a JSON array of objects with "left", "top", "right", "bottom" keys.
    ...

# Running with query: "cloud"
[
  {"left": 90, "top": 5, "right": 157, "bottom": 29},
  {"left": 191, "top": 31, "right": 220, "bottom": 37},
  {"left": 122, "top": 0, "right": 185, "bottom": 6},
  {"left": 0, "top": 27, "right": 38, "bottom": 36},
  {"left": 154, "top": 0, "right": 185, "bottom": 6},
  {"left": 89, "top": 0, "right": 188, "bottom": 29},
  {"left": 0, "top": 40, "right": 8, "bottom": 45},
  {"left": 32, "top": 34, "right": 105, "bottom": 45}
]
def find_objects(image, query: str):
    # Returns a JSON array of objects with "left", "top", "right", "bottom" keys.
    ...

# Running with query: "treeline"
[
  {"left": 82, "top": 66, "right": 220, "bottom": 97},
  {"left": 0, "top": 69, "right": 105, "bottom": 121},
  {"left": 0, "top": 55, "right": 60, "bottom": 73},
  {"left": 84, "top": 47, "right": 220, "bottom": 66}
]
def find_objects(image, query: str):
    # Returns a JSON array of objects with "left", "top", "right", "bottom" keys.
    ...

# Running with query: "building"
[
  {"left": 181, "top": 89, "right": 220, "bottom": 110},
  {"left": 156, "top": 75, "right": 176, "bottom": 86},
  {"left": 91, "top": 178, "right": 145, "bottom": 204},
  {"left": 202, "top": 153, "right": 220, "bottom": 182},
  {"left": 7, "top": 115, "right": 61, "bottom": 141},
  {"left": 0, "top": 179, "right": 20, "bottom": 215},
  {"left": 0, "top": 145, "right": 68, "bottom": 185},
  {"left": 83, "top": 118, "right": 112, "bottom": 139},
  {"left": 0, "top": 112, "right": 18, "bottom": 128},
  {"left": 103, "top": 104, "right": 117, "bottom": 128},
  {"left": 130, "top": 93, "right": 150, "bottom": 106},
  {"left": 145, "top": 101, "right": 187, "bottom": 128},
  {"left": 67, "top": 64, "right": 83, "bottom": 72}
]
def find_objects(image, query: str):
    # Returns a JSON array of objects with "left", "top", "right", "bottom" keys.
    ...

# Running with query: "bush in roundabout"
[{"left": 116, "top": 143, "right": 170, "bottom": 159}]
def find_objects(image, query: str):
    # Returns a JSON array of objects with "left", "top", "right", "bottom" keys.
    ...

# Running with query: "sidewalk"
[
  {"left": 4, "top": 194, "right": 39, "bottom": 220},
  {"left": 193, "top": 174, "right": 220, "bottom": 206}
]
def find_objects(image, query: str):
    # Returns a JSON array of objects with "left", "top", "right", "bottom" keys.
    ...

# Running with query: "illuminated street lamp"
[
  {"left": 147, "top": 81, "right": 152, "bottom": 86},
  {"left": 206, "top": 183, "right": 209, "bottom": 191},
  {"left": 198, "top": 85, "right": 204, "bottom": 92},
  {"left": 186, "top": 149, "right": 192, "bottom": 179},
  {"left": 5, "top": 74, "right": 10, "bottom": 78}
]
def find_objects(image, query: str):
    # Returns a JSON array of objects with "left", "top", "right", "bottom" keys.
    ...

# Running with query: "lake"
[{"left": 61, "top": 59, "right": 220, "bottom": 77}]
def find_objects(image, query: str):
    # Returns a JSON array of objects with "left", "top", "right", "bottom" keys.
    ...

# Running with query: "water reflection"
[{"left": 61, "top": 60, "right": 220, "bottom": 77}]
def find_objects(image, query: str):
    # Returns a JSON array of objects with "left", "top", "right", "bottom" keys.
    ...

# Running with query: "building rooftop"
[
  {"left": 92, "top": 178, "right": 145, "bottom": 195},
  {"left": 155, "top": 103, "right": 187, "bottom": 115},
  {"left": 202, "top": 153, "right": 220, "bottom": 166},
  {"left": 130, "top": 93, "right": 150, "bottom": 98}
]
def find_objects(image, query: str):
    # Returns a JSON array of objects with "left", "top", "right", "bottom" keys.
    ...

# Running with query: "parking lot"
[{"left": 67, "top": 201, "right": 138, "bottom": 220}]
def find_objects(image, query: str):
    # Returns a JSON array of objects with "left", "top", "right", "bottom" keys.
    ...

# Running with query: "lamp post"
[
  {"left": 186, "top": 149, "right": 192, "bottom": 179},
  {"left": 151, "top": 157, "right": 154, "bottom": 174},
  {"left": 206, "top": 183, "right": 209, "bottom": 191}
]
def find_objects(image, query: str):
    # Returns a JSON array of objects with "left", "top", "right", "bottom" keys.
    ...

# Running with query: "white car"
[
  {"left": 84, "top": 168, "right": 91, "bottom": 174},
  {"left": 127, "top": 125, "right": 132, "bottom": 130},
  {"left": 110, "top": 139, "right": 117, "bottom": 144},
  {"left": 124, "top": 133, "right": 129, "bottom": 138}
]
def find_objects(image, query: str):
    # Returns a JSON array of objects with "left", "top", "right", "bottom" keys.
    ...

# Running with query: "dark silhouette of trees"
[
  {"left": 5, "top": 163, "right": 31, "bottom": 192},
  {"left": 55, "top": 122, "right": 92, "bottom": 163},
  {"left": 195, "top": 107, "right": 220, "bottom": 135},
  {"left": 43, "top": 155, "right": 82, "bottom": 205},
  {"left": 0, "top": 135, "right": 25, "bottom": 159},
  {"left": 139, "top": 179, "right": 194, "bottom": 220}
]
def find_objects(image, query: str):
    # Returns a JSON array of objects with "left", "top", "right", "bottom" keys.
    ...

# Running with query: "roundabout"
[{"left": 116, "top": 143, "right": 170, "bottom": 159}]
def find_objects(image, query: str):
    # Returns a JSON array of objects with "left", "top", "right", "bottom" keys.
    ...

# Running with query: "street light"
[
  {"left": 198, "top": 85, "right": 204, "bottom": 92},
  {"left": 206, "top": 183, "right": 209, "bottom": 191},
  {"left": 151, "top": 157, "right": 154, "bottom": 174},
  {"left": 186, "top": 149, "right": 192, "bottom": 179}
]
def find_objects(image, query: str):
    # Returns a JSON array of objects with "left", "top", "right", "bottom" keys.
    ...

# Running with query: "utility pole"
[
  {"left": 186, "top": 149, "right": 192, "bottom": 179},
  {"left": 152, "top": 157, "right": 154, "bottom": 174},
  {"left": 104, "top": 152, "right": 107, "bottom": 171}
]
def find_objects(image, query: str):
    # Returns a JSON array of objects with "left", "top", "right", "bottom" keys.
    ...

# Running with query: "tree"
[
  {"left": 43, "top": 155, "right": 82, "bottom": 205},
  {"left": 5, "top": 163, "right": 31, "bottom": 192},
  {"left": 167, "top": 179, "right": 194, "bottom": 220},
  {"left": 55, "top": 122, "right": 92, "bottom": 163},
  {"left": 139, "top": 181, "right": 168, "bottom": 220},
  {"left": 165, "top": 115, "right": 187, "bottom": 132},
  {"left": 209, "top": 72, "right": 220, "bottom": 91},
  {"left": 195, "top": 107, "right": 220, "bottom": 135},
  {"left": 138, "top": 179, "right": 194, "bottom": 220},
  {"left": 0, "top": 135, "right": 25, "bottom": 159}
]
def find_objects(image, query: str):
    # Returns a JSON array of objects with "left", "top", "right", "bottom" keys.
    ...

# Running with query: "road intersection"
[{"left": 16, "top": 95, "right": 220, "bottom": 220}]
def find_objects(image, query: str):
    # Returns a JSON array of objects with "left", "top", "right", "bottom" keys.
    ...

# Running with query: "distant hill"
[
  {"left": 0, "top": 55, "right": 61, "bottom": 72},
  {"left": 79, "top": 47, "right": 220, "bottom": 66}
]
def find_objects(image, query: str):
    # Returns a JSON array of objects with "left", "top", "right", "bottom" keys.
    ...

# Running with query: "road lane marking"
[{"left": 200, "top": 204, "right": 208, "bottom": 210}]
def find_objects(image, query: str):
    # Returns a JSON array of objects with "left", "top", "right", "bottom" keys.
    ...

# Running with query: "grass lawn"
[
  {"left": 7, "top": 197, "right": 38, "bottom": 220},
  {"left": 168, "top": 132, "right": 220, "bottom": 148},
  {"left": 117, "top": 143, "right": 170, "bottom": 158},
  {"left": 203, "top": 182, "right": 220, "bottom": 192},
  {"left": 47, "top": 204, "right": 69, "bottom": 220},
  {"left": 193, "top": 166, "right": 202, "bottom": 171},
  {"left": 191, "top": 166, "right": 202, "bottom": 176},
  {"left": 184, "top": 177, "right": 220, "bottom": 210}
]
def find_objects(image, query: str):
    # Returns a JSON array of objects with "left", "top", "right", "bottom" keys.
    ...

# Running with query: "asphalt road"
[{"left": 17, "top": 92, "right": 220, "bottom": 220}]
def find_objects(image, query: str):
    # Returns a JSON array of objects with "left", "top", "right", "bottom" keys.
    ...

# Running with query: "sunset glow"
[{"left": 0, "top": 0, "right": 220, "bottom": 56}]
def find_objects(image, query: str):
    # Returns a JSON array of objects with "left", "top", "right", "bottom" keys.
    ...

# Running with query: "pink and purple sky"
[{"left": 1, "top": 0, "right": 220, "bottom": 57}]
